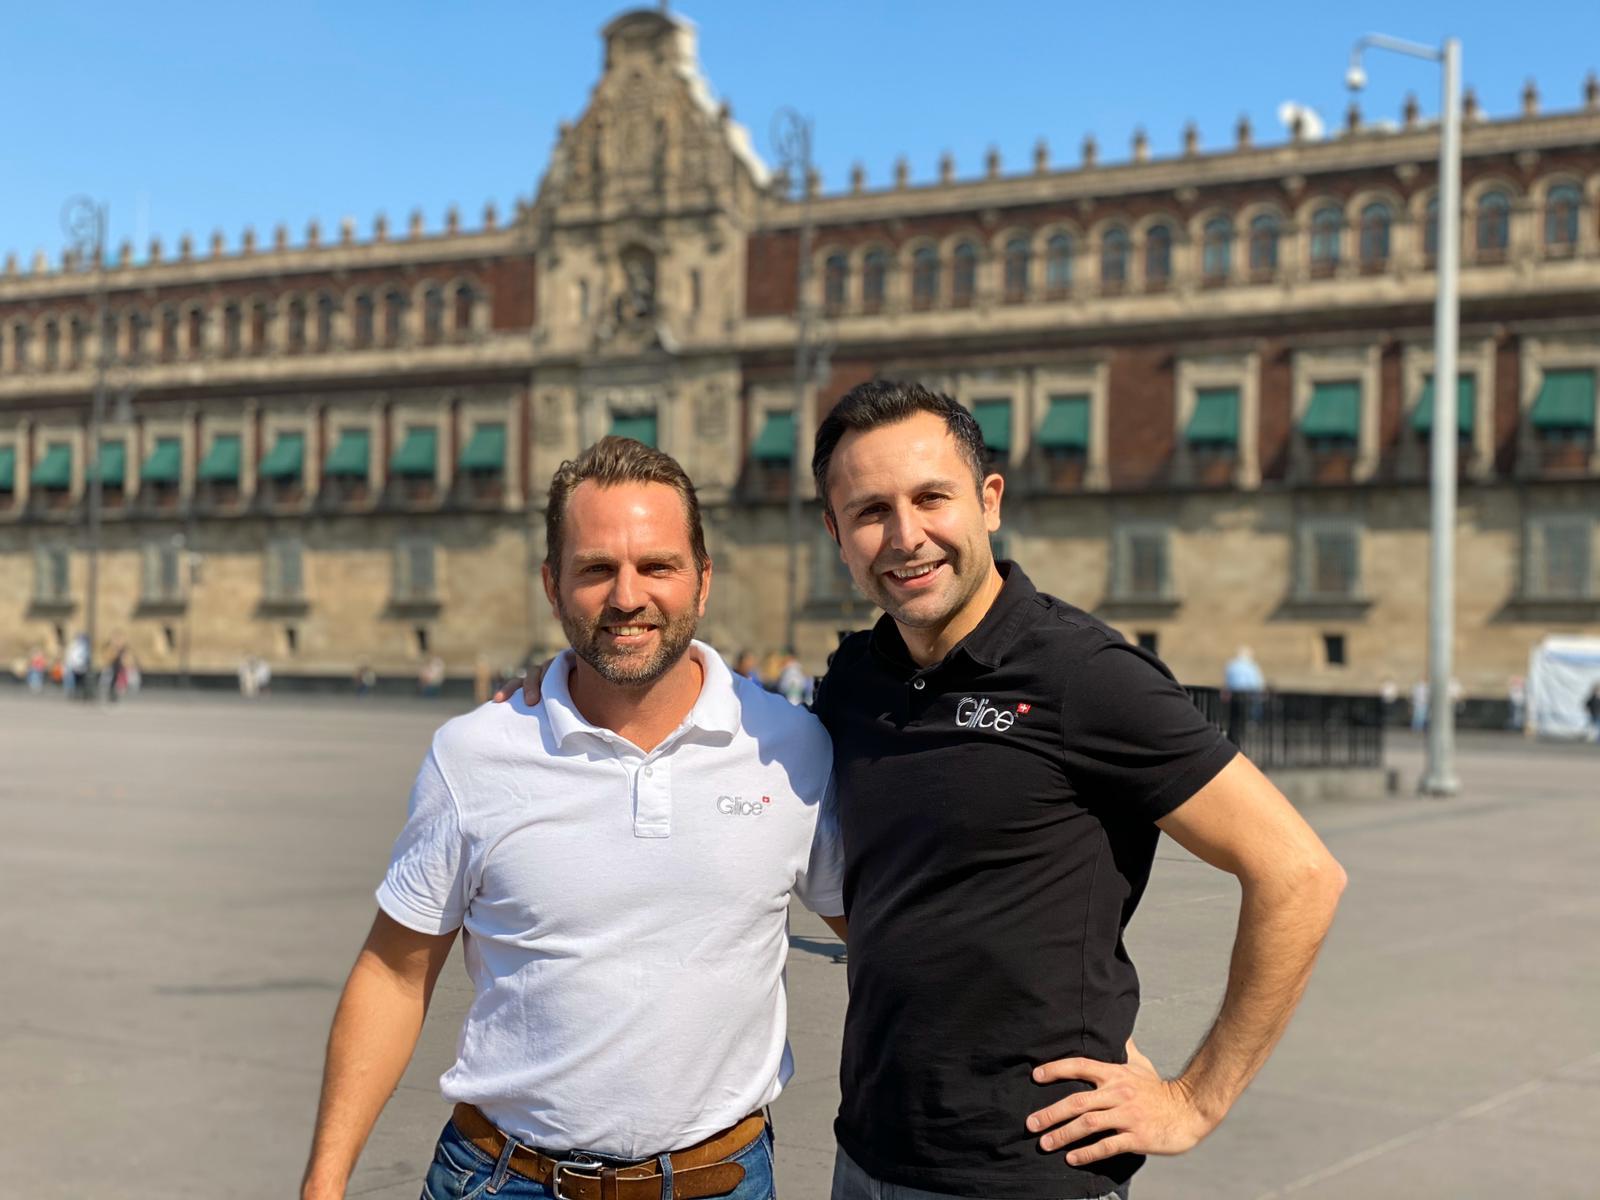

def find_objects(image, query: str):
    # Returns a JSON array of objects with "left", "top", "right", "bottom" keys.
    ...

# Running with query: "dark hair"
[
  {"left": 811, "top": 379, "right": 988, "bottom": 515},
  {"left": 544, "top": 436, "right": 709, "bottom": 578}
]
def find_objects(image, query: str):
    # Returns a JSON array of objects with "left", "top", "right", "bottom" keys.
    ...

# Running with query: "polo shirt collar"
[
  {"left": 539, "top": 639, "right": 741, "bottom": 748},
  {"left": 869, "top": 560, "right": 1037, "bottom": 675}
]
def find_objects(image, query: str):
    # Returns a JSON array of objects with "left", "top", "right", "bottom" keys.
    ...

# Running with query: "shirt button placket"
[{"left": 633, "top": 758, "right": 671, "bottom": 839}]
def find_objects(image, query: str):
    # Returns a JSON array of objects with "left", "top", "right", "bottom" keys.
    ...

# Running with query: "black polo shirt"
[{"left": 813, "top": 563, "right": 1236, "bottom": 1199}]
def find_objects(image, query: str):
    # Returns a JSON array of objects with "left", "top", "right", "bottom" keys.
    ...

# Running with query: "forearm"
[
  {"left": 301, "top": 951, "right": 432, "bottom": 1199},
  {"left": 1178, "top": 865, "right": 1344, "bottom": 1125}
]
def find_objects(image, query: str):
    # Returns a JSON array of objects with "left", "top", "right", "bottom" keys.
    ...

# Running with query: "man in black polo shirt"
[{"left": 813, "top": 381, "right": 1346, "bottom": 1200}]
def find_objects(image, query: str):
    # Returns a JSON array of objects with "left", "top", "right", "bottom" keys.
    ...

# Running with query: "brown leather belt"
[{"left": 449, "top": 1103, "right": 762, "bottom": 1200}]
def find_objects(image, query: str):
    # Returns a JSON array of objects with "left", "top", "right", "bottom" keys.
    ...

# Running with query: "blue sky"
[{"left": 2, "top": 1, "right": 1596, "bottom": 265}]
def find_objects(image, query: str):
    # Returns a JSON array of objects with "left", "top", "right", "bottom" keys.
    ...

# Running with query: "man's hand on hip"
[{"left": 1025, "top": 1039, "right": 1215, "bottom": 1168}]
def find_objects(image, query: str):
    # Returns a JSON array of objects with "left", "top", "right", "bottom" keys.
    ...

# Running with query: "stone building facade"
[{"left": 2, "top": 8, "right": 1598, "bottom": 696}]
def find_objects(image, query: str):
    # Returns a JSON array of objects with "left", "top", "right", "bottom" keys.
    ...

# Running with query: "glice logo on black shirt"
[
  {"left": 954, "top": 695, "right": 1028, "bottom": 732},
  {"left": 716, "top": 794, "right": 771, "bottom": 816}
]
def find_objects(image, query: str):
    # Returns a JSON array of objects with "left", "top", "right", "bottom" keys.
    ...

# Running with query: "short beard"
[{"left": 556, "top": 591, "right": 701, "bottom": 688}]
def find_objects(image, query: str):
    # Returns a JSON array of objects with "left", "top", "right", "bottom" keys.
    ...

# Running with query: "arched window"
[
  {"left": 951, "top": 242, "right": 978, "bottom": 306},
  {"left": 316, "top": 293, "right": 337, "bottom": 348},
  {"left": 911, "top": 246, "right": 940, "bottom": 309},
  {"left": 1249, "top": 213, "right": 1280, "bottom": 274},
  {"left": 70, "top": 317, "right": 90, "bottom": 367},
  {"left": 187, "top": 308, "right": 205, "bottom": 356},
  {"left": 160, "top": 308, "right": 180, "bottom": 360},
  {"left": 823, "top": 253, "right": 849, "bottom": 311},
  {"left": 1144, "top": 225, "right": 1173, "bottom": 286},
  {"left": 384, "top": 289, "right": 408, "bottom": 344},
  {"left": 222, "top": 305, "right": 242, "bottom": 356},
  {"left": 423, "top": 287, "right": 445, "bottom": 343},
  {"left": 12, "top": 321, "right": 31, "bottom": 369},
  {"left": 1100, "top": 226, "right": 1129, "bottom": 287},
  {"left": 1424, "top": 196, "right": 1440, "bottom": 261},
  {"left": 1310, "top": 205, "right": 1343, "bottom": 269},
  {"left": 249, "top": 301, "right": 269, "bottom": 354},
  {"left": 352, "top": 295, "right": 374, "bottom": 347},
  {"left": 862, "top": 249, "right": 889, "bottom": 310},
  {"left": 454, "top": 284, "right": 476, "bottom": 334},
  {"left": 1045, "top": 233, "right": 1073, "bottom": 293},
  {"left": 1003, "top": 236, "right": 1031, "bottom": 301},
  {"left": 127, "top": 311, "right": 147, "bottom": 360},
  {"left": 1359, "top": 203, "right": 1392, "bottom": 268},
  {"left": 1476, "top": 189, "right": 1511, "bottom": 257},
  {"left": 1545, "top": 183, "right": 1582, "bottom": 251},
  {"left": 285, "top": 298, "right": 307, "bottom": 352},
  {"left": 1202, "top": 217, "right": 1234, "bottom": 280},
  {"left": 43, "top": 320, "right": 60, "bottom": 369}
]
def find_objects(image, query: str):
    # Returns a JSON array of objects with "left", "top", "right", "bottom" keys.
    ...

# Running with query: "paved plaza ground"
[{"left": 1, "top": 688, "right": 1596, "bottom": 1198}]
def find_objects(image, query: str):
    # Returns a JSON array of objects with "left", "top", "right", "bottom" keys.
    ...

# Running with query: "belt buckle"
[{"left": 551, "top": 1155, "right": 604, "bottom": 1200}]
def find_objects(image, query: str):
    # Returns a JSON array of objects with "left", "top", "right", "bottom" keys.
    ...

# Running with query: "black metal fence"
[{"left": 1187, "top": 687, "right": 1384, "bottom": 770}]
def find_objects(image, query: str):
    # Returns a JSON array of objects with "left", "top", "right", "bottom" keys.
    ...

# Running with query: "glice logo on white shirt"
[
  {"left": 716, "top": 794, "right": 771, "bottom": 816},
  {"left": 955, "top": 695, "right": 1027, "bottom": 732}
]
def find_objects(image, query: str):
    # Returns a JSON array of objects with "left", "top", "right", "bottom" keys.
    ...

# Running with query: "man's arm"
[
  {"left": 1027, "top": 753, "right": 1345, "bottom": 1168},
  {"left": 820, "top": 914, "right": 848, "bottom": 941},
  {"left": 301, "top": 911, "right": 459, "bottom": 1200}
]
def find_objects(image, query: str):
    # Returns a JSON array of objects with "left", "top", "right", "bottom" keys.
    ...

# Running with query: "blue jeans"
[
  {"left": 829, "top": 1144, "right": 1125, "bottom": 1200},
  {"left": 422, "top": 1116, "right": 777, "bottom": 1200}
]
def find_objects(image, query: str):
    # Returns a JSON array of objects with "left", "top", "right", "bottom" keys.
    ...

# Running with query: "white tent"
[{"left": 1527, "top": 635, "right": 1600, "bottom": 739}]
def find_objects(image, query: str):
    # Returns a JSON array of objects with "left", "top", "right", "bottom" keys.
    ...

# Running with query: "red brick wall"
[
  {"left": 1494, "top": 335, "right": 1522, "bottom": 474},
  {"left": 1105, "top": 346, "right": 1174, "bottom": 489},
  {"left": 485, "top": 256, "right": 537, "bottom": 330},
  {"left": 746, "top": 231, "right": 799, "bottom": 317},
  {"left": 1258, "top": 340, "right": 1294, "bottom": 482}
]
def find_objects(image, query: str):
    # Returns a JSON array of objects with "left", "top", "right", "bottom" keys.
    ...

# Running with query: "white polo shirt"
[{"left": 376, "top": 642, "right": 842, "bottom": 1158}]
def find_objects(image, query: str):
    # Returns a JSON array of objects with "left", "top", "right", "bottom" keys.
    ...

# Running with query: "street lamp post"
[
  {"left": 1347, "top": 34, "right": 1461, "bottom": 795},
  {"left": 772, "top": 108, "right": 817, "bottom": 656},
  {"left": 62, "top": 198, "right": 110, "bottom": 693}
]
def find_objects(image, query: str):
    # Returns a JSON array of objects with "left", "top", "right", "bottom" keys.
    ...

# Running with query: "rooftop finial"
[
  {"left": 939, "top": 151, "right": 955, "bottom": 184},
  {"left": 117, "top": 241, "right": 132, "bottom": 266},
  {"left": 850, "top": 162, "right": 866, "bottom": 194},
  {"left": 1522, "top": 78, "right": 1539, "bottom": 116},
  {"left": 1081, "top": 132, "right": 1098, "bottom": 167},
  {"left": 985, "top": 145, "right": 1001, "bottom": 179},
  {"left": 1463, "top": 86, "right": 1480, "bottom": 122},
  {"left": 1183, "top": 121, "right": 1199, "bottom": 156},
  {"left": 1290, "top": 110, "right": 1306, "bottom": 143},
  {"left": 1236, "top": 113, "right": 1252, "bottom": 148},
  {"left": 3, "top": 252, "right": 16, "bottom": 276},
  {"left": 307, "top": 218, "right": 321, "bottom": 247},
  {"left": 1345, "top": 99, "right": 1362, "bottom": 132},
  {"left": 409, "top": 209, "right": 425, "bottom": 238},
  {"left": 894, "top": 156, "right": 909, "bottom": 189},
  {"left": 148, "top": 236, "right": 163, "bottom": 263},
  {"left": 1033, "top": 138, "right": 1049, "bottom": 173},
  {"left": 340, "top": 217, "right": 355, "bottom": 245},
  {"left": 805, "top": 167, "right": 820, "bottom": 198},
  {"left": 240, "top": 227, "right": 256, "bottom": 255},
  {"left": 179, "top": 233, "right": 194, "bottom": 261},
  {"left": 373, "top": 213, "right": 388, "bottom": 242},
  {"left": 446, "top": 205, "right": 461, "bottom": 234},
  {"left": 274, "top": 223, "right": 289, "bottom": 250},
  {"left": 1131, "top": 127, "right": 1149, "bottom": 162},
  {"left": 1587, "top": 71, "right": 1599, "bottom": 110},
  {"left": 483, "top": 200, "right": 498, "bottom": 230},
  {"left": 1403, "top": 92, "right": 1420, "bottom": 128}
]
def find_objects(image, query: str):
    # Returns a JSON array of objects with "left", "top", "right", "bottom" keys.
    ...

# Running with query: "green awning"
[
  {"left": 1411, "top": 374, "right": 1476, "bottom": 436},
  {"left": 258, "top": 432, "right": 305, "bottom": 481},
  {"left": 610, "top": 412, "right": 658, "bottom": 448},
  {"left": 751, "top": 410, "right": 795, "bottom": 463},
  {"left": 32, "top": 443, "right": 73, "bottom": 489},
  {"left": 390, "top": 427, "right": 438, "bottom": 478},
  {"left": 197, "top": 434, "right": 241, "bottom": 482},
  {"left": 323, "top": 429, "right": 370, "bottom": 479},
  {"left": 1037, "top": 394, "right": 1089, "bottom": 450},
  {"left": 0, "top": 445, "right": 14, "bottom": 491},
  {"left": 458, "top": 423, "right": 505, "bottom": 472},
  {"left": 1301, "top": 381, "right": 1361, "bottom": 440},
  {"left": 142, "top": 438, "right": 182, "bottom": 484},
  {"left": 1187, "top": 387, "right": 1240, "bottom": 445},
  {"left": 971, "top": 399, "right": 1012, "bottom": 454},
  {"left": 92, "top": 440, "right": 126, "bottom": 486},
  {"left": 1530, "top": 368, "right": 1596, "bottom": 431}
]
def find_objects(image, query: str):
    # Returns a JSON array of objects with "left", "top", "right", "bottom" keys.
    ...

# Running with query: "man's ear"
[
  {"left": 697, "top": 557, "right": 713, "bottom": 618},
  {"left": 541, "top": 562, "right": 558, "bottom": 613},
  {"left": 823, "top": 510, "right": 840, "bottom": 546},
  {"left": 980, "top": 471, "right": 1005, "bottom": 534}
]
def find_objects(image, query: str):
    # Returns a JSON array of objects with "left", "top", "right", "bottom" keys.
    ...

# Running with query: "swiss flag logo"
[
  {"left": 761, "top": 795, "right": 772, "bottom": 804},
  {"left": 1016, "top": 702, "right": 1032, "bottom": 714}
]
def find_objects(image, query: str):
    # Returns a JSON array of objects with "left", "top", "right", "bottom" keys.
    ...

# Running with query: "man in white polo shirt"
[{"left": 300, "top": 436, "right": 845, "bottom": 1200}]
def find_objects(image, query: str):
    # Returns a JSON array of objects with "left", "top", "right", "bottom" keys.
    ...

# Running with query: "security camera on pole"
[{"left": 1346, "top": 33, "right": 1462, "bottom": 796}]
